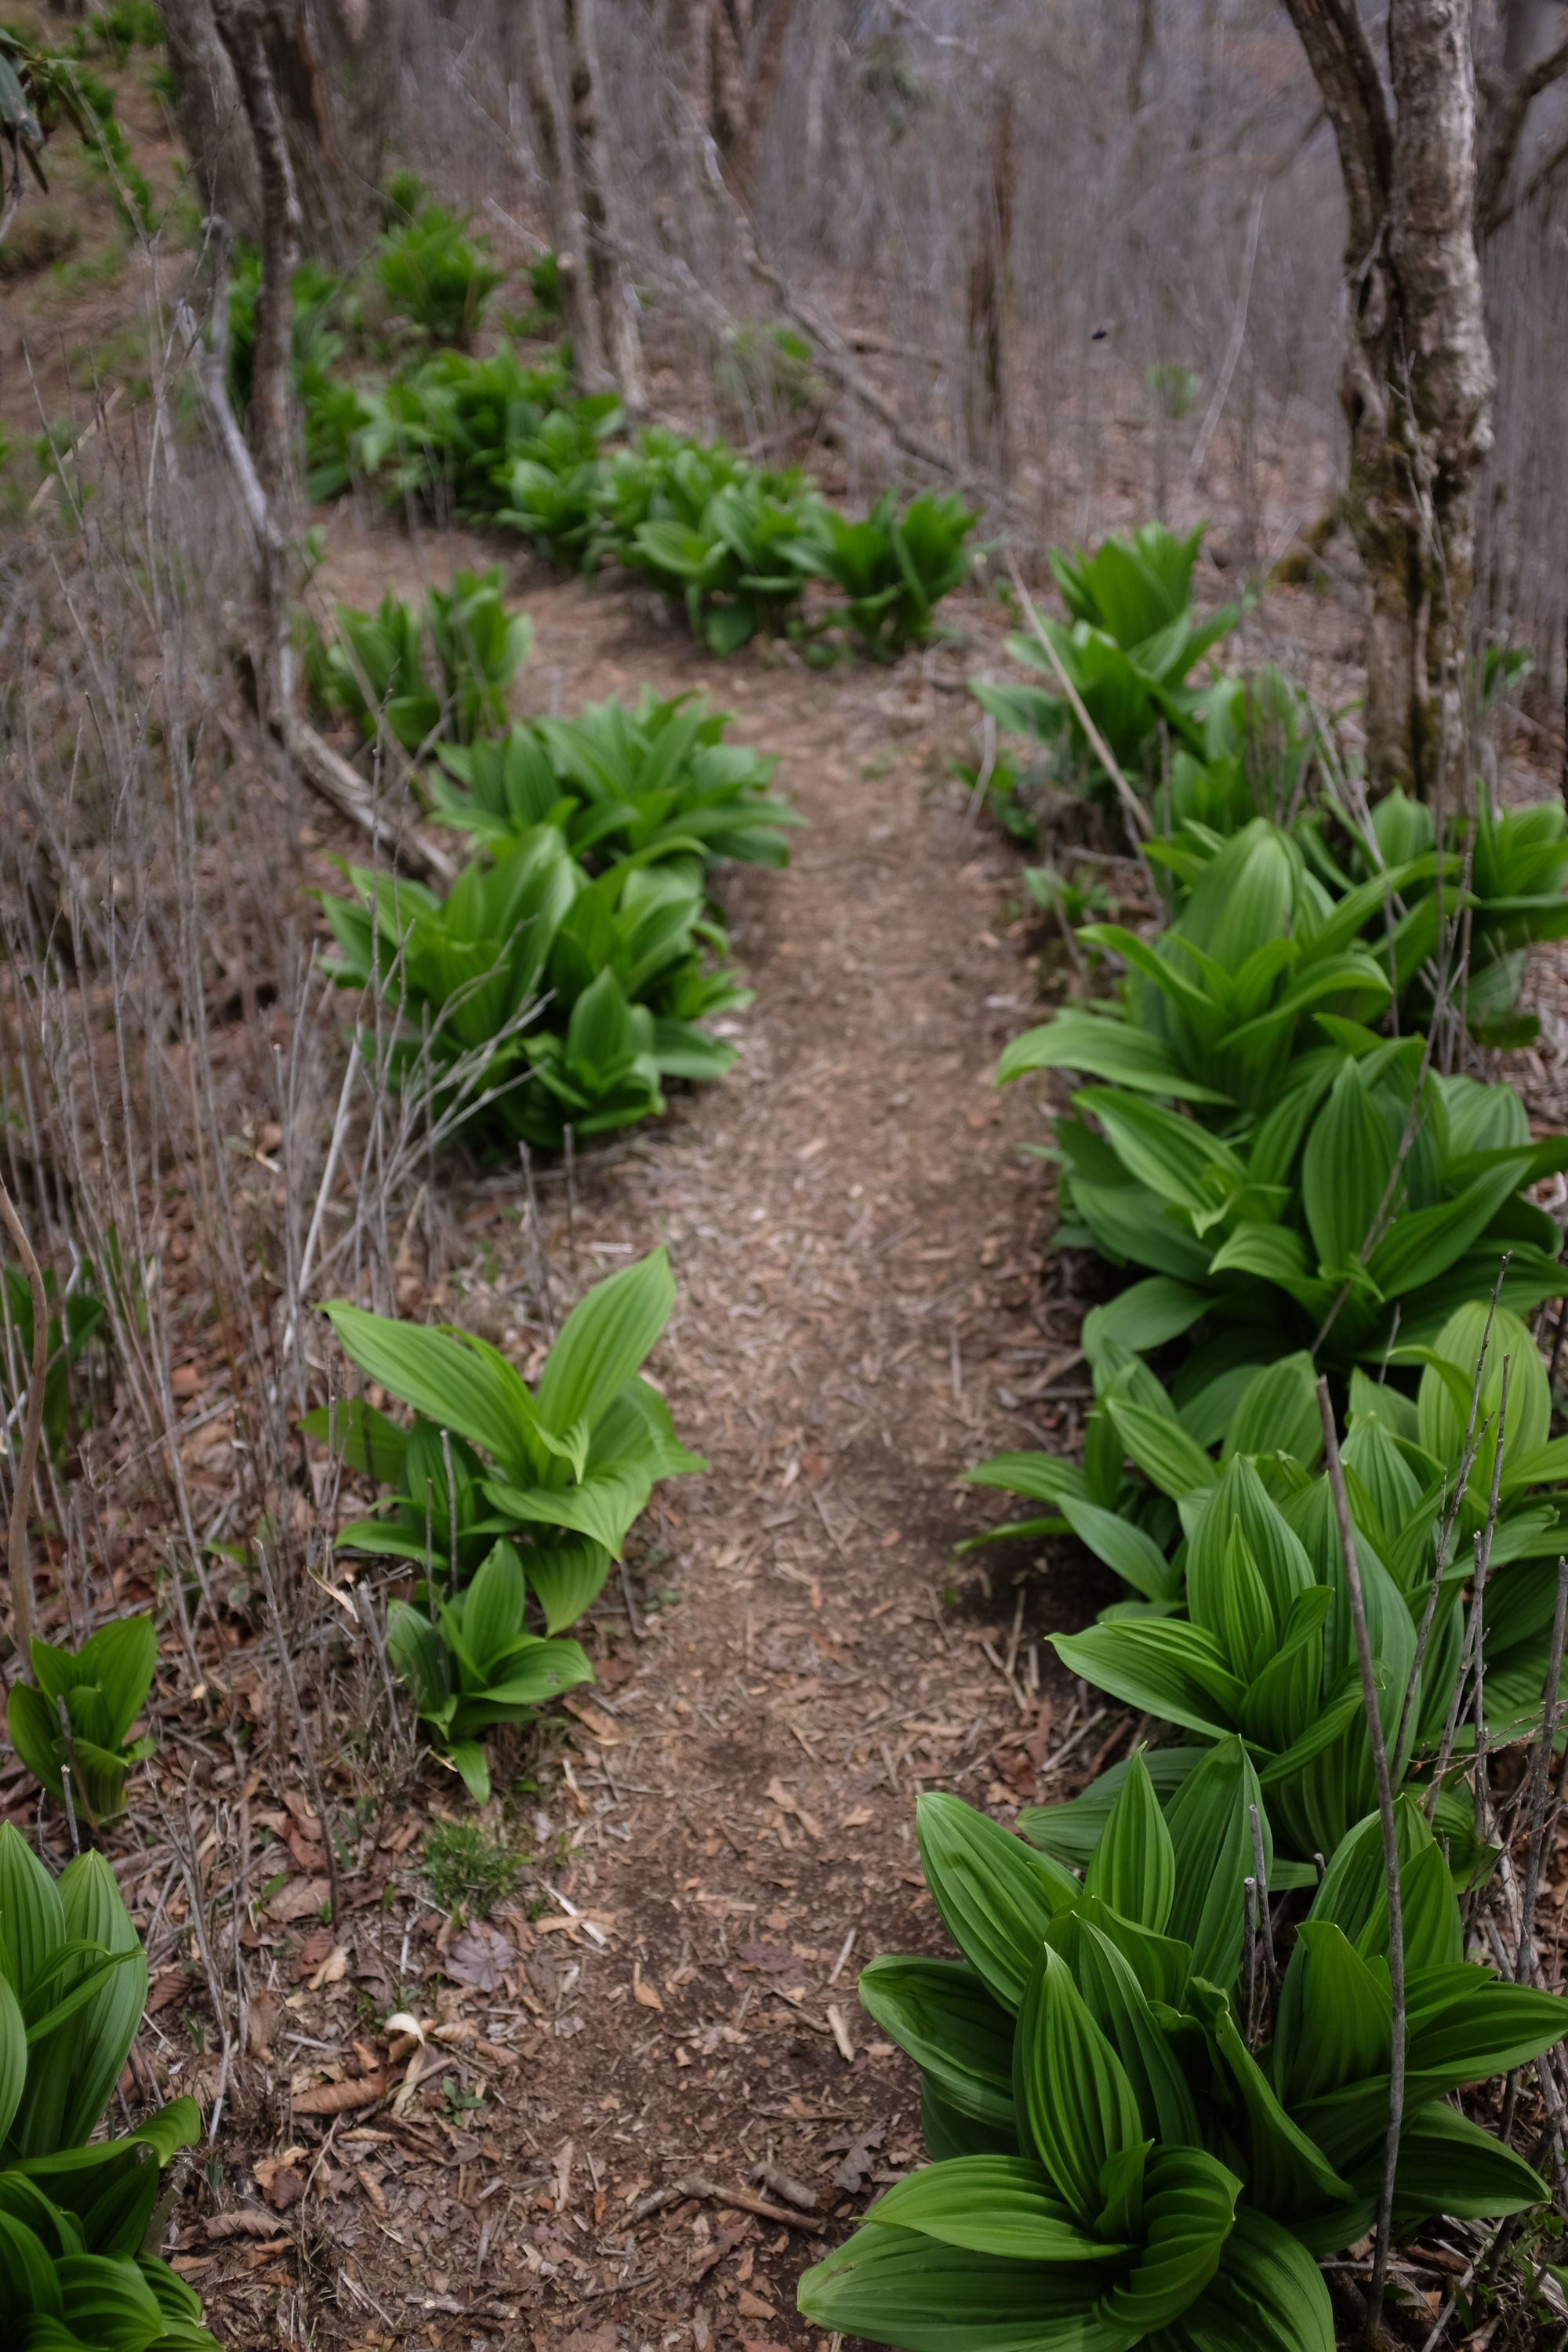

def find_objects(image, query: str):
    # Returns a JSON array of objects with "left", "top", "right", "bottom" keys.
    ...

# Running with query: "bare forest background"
[{"left": 368, "top": 0, "right": 1568, "bottom": 721}]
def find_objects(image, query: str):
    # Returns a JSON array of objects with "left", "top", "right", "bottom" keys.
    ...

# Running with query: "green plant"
[
  {"left": 996, "top": 819, "right": 1566, "bottom": 1386},
  {"left": 971, "top": 521, "right": 1239, "bottom": 806},
  {"left": 0, "top": 1823, "right": 217, "bottom": 2347},
  {"left": 800, "top": 1771, "right": 1566, "bottom": 2350},
  {"left": 1301, "top": 786, "right": 1568, "bottom": 1049},
  {"left": 2, "top": 1258, "right": 106, "bottom": 1459},
  {"left": 375, "top": 201, "right": 501, "bottom": 347},
  {"left": 353, "top": 343, "right": 583, "bottom": 517},
  {"left": 224, "top": 244, "right": 345, "bottom": 419},
  {"left": 493, "top": 397, "right": 623, "bottom": 558},
  {"left": 86, "top": 1, "right": 164, "bottom": 64},
  {"left": 6, "top": 1615, "right": 156, "bottom": 1829},
  {"left": 800, "top": 488, "right": 978, "bottom": 657},
  {"left": 1148, "top": 360, "right": 1201, "bottom": 420},
  {"left": 626, "top": 459, "right": 823, "bottom": 655},
  {"left": 314, "top": 1249, "right": 702, "bottom": 1798},
  {"left": 303, "top": 566, "right": 530, "bottom": 751},
  {"left": 422, "top": 1819, "right": 527, "bottom": 1915},
  {"left": 321, "top": 823, "right": 745, "bottom": 1150},
  {"left": 0, "top": 31, "right": 97, "bottom": 215},
  {"left": 432, "top": 688, "right": 799, "bottom": 871}
]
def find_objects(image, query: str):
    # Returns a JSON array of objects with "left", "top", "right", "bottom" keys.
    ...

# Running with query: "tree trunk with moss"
[{"left": 1286, "top": 0, "right": 1493, "bottom": 800}]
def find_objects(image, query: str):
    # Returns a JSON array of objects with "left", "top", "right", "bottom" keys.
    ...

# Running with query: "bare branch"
[
  {"left": 1479, "top": 24, "right": 1568, "bottom": 235},
  {"left": 1279, "top": 0, "right": 1394, "bottom": 260}
]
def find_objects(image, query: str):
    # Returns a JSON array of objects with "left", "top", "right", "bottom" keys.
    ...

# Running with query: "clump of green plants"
[
  {"left": 432, "top": 688, "right": 800, "bottom": 872},
  {"left": 0, "top": 1823, "right": 218, "bottom": 2347},
  {"left": 800, "top": 1768, "right": 1567, "bottom": 2351},
  {"left": 2, "top": 1256, "right": 106, "bottom": 1458},
  {"left": 422, "top": 1818, "right": 527, "bottom": 1915},
  {"left": 357, "top": 342, "right": 586, "bottom": 517},
  {"left": 85, "top": 0, "right": 164, "bottom": 64},
  {"left": 971, "top": 520, "right": 1239, "bottom": 806},
  {"left": 313, "top": 1248, "right": 701, "bottom": 1800},
  {"left": 321, "top": 826, "right": 745, "bottom": 1150},
  {"left": 7, "top": 1615, "right": 156, "bottom": 1830},
  {"left": 375, "top": 198, "right": 502, "bottom": 347},
  {"left": 303, "top": 565, "right": 531, "bottom": 751},
  {"left": 995, "top": 818, "right": 1566, "bottom": 1392},
  {"left": 797, "top": 488, "right": 978, "bottom": 658}
]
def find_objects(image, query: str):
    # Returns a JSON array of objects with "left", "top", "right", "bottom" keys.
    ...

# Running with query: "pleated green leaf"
[{"left": 915, "top": 1794, "right": 1080, "bottom": 2013}]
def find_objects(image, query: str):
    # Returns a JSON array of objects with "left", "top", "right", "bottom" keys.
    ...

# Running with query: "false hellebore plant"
[
  {"left": 0, "top": 1824, "right": 216, "bottom": 2347},
  {"left": 310, "top": 1248, "right": 700, "bottom": 1800},
  {"left": 798, "top": 1761, "right": 1568, "bottom": 2351}
]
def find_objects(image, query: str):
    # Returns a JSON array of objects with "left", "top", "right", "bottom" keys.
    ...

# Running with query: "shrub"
[
  {"left": 375, "top": 201, "right": 502, "bottom": 347},
  {"left": 0, "top": 1824, "right": 216, "bottom": 2347},
  {"left": 354, "top": 343, "right": 585, "bottom": 517},
  {"left": 799, "top": 488, "right": 978, "bottom": 657},
  {"left": 7, "top": 1615, "right": 156, "bottom": 1829},
  {"left": 303, "top": 566, "right": 530, "bottom": 752},
  {"left": 313, "top": 1249, "right": 701, "bottom": 1798},
  {"left": 800, "top": 1773, "right": 1566, "bottom": 2351},
  {"left": 431, "top": 688, "right": 800, "bottom": 871},
  {"left": 971, "top": 521, "right": 1239, "bottom": 804},
  {"left": 1301, "top": 786, "right": 1568, "bottom": 1048},
  {"left": 321, "top": 827, "right": 746, "bottom": 1151},
  {"left": 996, "top": 820, "right": 1566, "bottom": 1389}
]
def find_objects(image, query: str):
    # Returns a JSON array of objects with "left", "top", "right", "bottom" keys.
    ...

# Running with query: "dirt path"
[{"left": 204, "top": 559, "right": 1104, "bottom": 2352}]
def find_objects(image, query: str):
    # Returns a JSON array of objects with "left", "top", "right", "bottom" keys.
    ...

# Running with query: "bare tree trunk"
[
  {"left": 159, "top": 0, "right": 379, "bottom": 254},
  {"left": 561, "top": 0, "right": 645, "bottom": 411},
  {"left": 158, "top": 0, "right": 262, "bottom": 233},
  {"left": 964, "top": 85, "right": 1016, "bottom": 476},
  {"left": 1284, "top": 0, "right": 1493, "bottom": 800},
  {"left": 521, "top": 0, "right": 608, "bottom": 392},
  {"left": 728, "top": 0, "right": 800, "bottom": 195}
]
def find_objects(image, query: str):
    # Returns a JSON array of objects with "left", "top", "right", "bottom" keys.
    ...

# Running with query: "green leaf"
[
  {"left": 1083, "top": 1751, "right": 1175, "bottom": 1933},
  {"left": 1092, "top": 2143, "right": 1240, "bottom": 2336},
  {"left": 322, "top": 1305, "right": 536, "bottom": 1483},
  {"left": 915, "top": 1794, "right": 1079, "bottom": 2014},
  {"left": 0, "top": 1824, "right": 66, "bottom": 2002},
  {"left": 797, "top": 2225, "right": 1106, "bottom": 2350},
  {"left": 1163, "top": 1739, "right": 1270, "bottom": 1993},
  {"left": 1051, "top": 1621, "right": 1240, "bottom": 1743},
  {"left": 535, "top": 1247, "right": 676, "bottom": 1439},
  {"left": 1179, "top": 2205, "right": 1336, "bottom": 2352},
  {"left": 1300, "top": 1059, "right": 1393, "bottom": 1272},
  {"left": 858, "top": 1958, "right": 1016, "bottom": 2131},
  {"left": 1014, "top": 1944, "right": 1142, "bottom": 2223},
  {"left": 523, "top": 1537, "right": 612, "bottom": 1635},
  {"left": 1060, "top": 1500, "right": 1178, "bottom": 1602},
  {"left": 1388, "top": 2103, "right": 1550, "bottom": 2224},
  {"left": 0, "top": 1966, "right": 27, "bottom": 2144},
  {"left": 998, "top": 1014, "right": 1232, "bottom": 1103},
  {"left": 858, "top": 2155, "right": 1123, "bottom": 2261}
]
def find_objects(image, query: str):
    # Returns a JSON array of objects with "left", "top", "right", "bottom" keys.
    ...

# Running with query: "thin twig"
[{"left": 0, "top": 1173, "right": 48, "bottom": 1679}]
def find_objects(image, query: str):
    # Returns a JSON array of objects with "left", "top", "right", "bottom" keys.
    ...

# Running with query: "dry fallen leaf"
[
  {"left": 205, "top": 2209, "right": 285, "bottom": 2241},
  {"left": 267, "top": 1878, "right": 330, "bottom": 1926},
  {"left": 291, "top": 2071, "right": 387, "bottom": 2117},
  {"left": 307, "top": 1942, "right": 349, "bottom": 1992},
  {"left": 735, "top": 2289, "right": 778, "bottom": 2321},
  {"left": 445, "top": 1921, "right": 516, "bottom": 1991},
  {"left": 631, "top": 1962, "right": 663, "bottom": 2013}
]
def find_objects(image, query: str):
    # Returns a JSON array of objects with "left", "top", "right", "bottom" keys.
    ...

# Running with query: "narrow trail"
[{"left": 302, "top": 550, "right": 1099, "bottom": 2350}]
